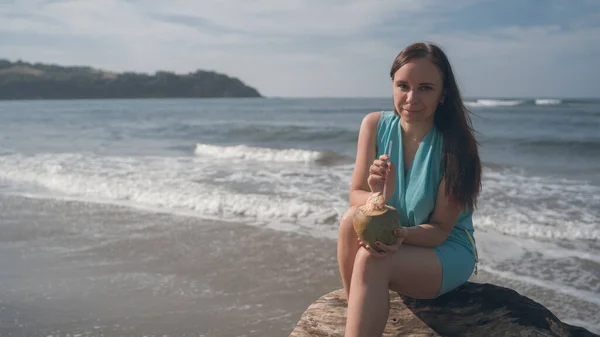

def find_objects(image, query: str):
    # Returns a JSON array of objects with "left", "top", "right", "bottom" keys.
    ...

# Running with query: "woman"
[{"left": 337, "top": 42, "right": 482, "bottom": 337}]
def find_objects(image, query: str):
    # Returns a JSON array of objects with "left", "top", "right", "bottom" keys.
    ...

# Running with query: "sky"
[{"left": 1, "top": 0, "right": 599, "bottom": 98}]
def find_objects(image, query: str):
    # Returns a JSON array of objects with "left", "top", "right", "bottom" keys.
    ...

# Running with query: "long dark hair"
[{"left": 390, "top": 42, "right": 482, "bottom": 211}]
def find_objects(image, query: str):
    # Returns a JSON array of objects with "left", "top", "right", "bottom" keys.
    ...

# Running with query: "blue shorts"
[{"left": 432, "top": 228, "right": 476, "bottom": 297}]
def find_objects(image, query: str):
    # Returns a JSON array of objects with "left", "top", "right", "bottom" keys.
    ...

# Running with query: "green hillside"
[{"left": 0, "top": 59, "right": 262, "bottom": 99}]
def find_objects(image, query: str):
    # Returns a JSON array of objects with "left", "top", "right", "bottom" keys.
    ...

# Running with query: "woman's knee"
[
  {"left": 339, "top": 206, "right": 358, "bottom": 234},
  {"left": 353, "top": 247, "right": 389, "bottom": 276}
]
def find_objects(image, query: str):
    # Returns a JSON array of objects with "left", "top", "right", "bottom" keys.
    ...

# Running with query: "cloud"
[
  {"left": 2, "top": 0, "right": 415, "bottom": 38},
  {"left": 425, "top": 24, "right": 600, "bottom": 98},
  {"left": 0, "top": 0, "right": 598, "bottom": 98},
  {"left": 148, "top": 0, "right": 422, "bottom": 36}
]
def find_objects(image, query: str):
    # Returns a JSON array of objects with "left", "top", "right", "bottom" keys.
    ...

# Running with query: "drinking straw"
[{"left": 382, "top": 140, "right": 392, "bottom": 201}]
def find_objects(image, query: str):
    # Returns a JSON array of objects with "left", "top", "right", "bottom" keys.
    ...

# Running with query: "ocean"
[{"left": 0, "top": 97, "right": 598, "bottom": 335}]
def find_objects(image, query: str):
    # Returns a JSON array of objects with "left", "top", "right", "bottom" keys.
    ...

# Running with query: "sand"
[{"left": 0, "top": 195, "right": 341, "bottom": 337}]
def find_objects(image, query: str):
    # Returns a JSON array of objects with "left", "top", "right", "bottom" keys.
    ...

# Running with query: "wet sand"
[{"left": 0, "top": 195, "right": 341, "bottom": 336}]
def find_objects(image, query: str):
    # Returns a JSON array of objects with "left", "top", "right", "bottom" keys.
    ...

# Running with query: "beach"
[{"left": 0, "top": 194, "right": 340, "bottom": 336}]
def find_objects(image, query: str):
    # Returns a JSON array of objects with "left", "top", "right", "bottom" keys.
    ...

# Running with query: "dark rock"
[{"left": 290, "top": 282, "right": 598, "bottom": 337}]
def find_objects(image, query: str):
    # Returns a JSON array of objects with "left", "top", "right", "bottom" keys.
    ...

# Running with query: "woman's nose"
[{"left": 406, "top": 90, "right": 418, "bottom": 103}]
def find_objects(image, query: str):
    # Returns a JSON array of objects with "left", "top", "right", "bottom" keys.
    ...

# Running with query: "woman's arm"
[
  {"left": 403, "top": 179, "right": 463, "bottom": 247},
  {"left": 349, "top": 111, "right": 381, "bottom": 207}
]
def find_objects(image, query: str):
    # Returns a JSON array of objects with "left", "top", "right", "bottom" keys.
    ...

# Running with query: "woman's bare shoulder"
[{"left": 360, "top": 111, "right": 382, "bottom": 130}]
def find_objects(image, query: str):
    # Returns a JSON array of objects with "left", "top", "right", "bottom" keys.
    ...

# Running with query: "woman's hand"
[
  {"left": 358, "top": 227, "right": 407, "bottom": 258},
  {"left": 367, "top": 154, "right": 396, "bottom": 201}
]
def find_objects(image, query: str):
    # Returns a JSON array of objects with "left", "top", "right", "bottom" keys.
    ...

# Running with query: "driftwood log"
[{"left": 290, "top": 282, "right": 598, "bottom": 337}]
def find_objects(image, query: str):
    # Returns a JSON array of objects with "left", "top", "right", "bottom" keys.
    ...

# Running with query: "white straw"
[{"left": 382, "top": 140, "right": 392, "bottom": 201}]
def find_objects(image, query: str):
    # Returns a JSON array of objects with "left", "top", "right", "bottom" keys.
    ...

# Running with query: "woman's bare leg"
[
  {"left": 337, "top": 206, "right": 360, "bottom": 300},
  {"left": 345, "top": 245, "right": 443, "bottom": 337}
]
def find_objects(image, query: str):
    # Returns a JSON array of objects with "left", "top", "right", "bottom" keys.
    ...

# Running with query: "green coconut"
[{"left": 353, "top": 192, "right": 401, "bottom": 252}]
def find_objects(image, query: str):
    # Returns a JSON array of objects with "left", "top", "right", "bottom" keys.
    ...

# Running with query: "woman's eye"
[
  {"left": 397, "top": 83, "right": 409, "bottom": 89},
  {"left": 420, "top": 86, "right": 433, "bottom": 91}
]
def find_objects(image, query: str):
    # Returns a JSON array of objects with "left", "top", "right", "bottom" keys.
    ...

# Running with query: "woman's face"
[{"left": 392, "top": 58, "right": 444, "bottom": 125}]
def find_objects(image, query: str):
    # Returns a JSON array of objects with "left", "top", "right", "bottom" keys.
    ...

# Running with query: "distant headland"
[{"left": 0, "top": 59, "right": 262, "bottom": 100}]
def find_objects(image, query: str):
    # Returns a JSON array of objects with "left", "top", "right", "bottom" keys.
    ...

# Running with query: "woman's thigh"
[
  {"left": 386, "top": 238, "right": 475, "bottom": 299},
  {"left": 387, "top": 245, "right": 443, "bottom": 299}
]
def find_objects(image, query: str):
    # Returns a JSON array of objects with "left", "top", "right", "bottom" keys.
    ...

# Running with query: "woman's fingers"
[
  {"left": 367, "top": 155, "right": 392, "bottom": 192},
  {"left": 367, "top": 173, "right": 385, "bottom": 185},
  {"left": 358, "top": 238, "right": 389, "bottom": 258},
  {"left": 365, "top": 245, "right": 388, "bottom": 258},
  {"left": 393, "top": 227, "right": 408, "bottom": 238},
  {"left": 369, "top": 163, "right": 388, "bottom": 176},
  {"left": 374, "top": 237, "right": 404, "bottom": 254},
  {"left": 370, "top": 155, "right": 390, "bottom": 173}
]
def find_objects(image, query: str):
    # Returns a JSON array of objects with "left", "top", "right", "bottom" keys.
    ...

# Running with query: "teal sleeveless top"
[{"left": 376, "top": 111, "right": 475, "bottom": 239}]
